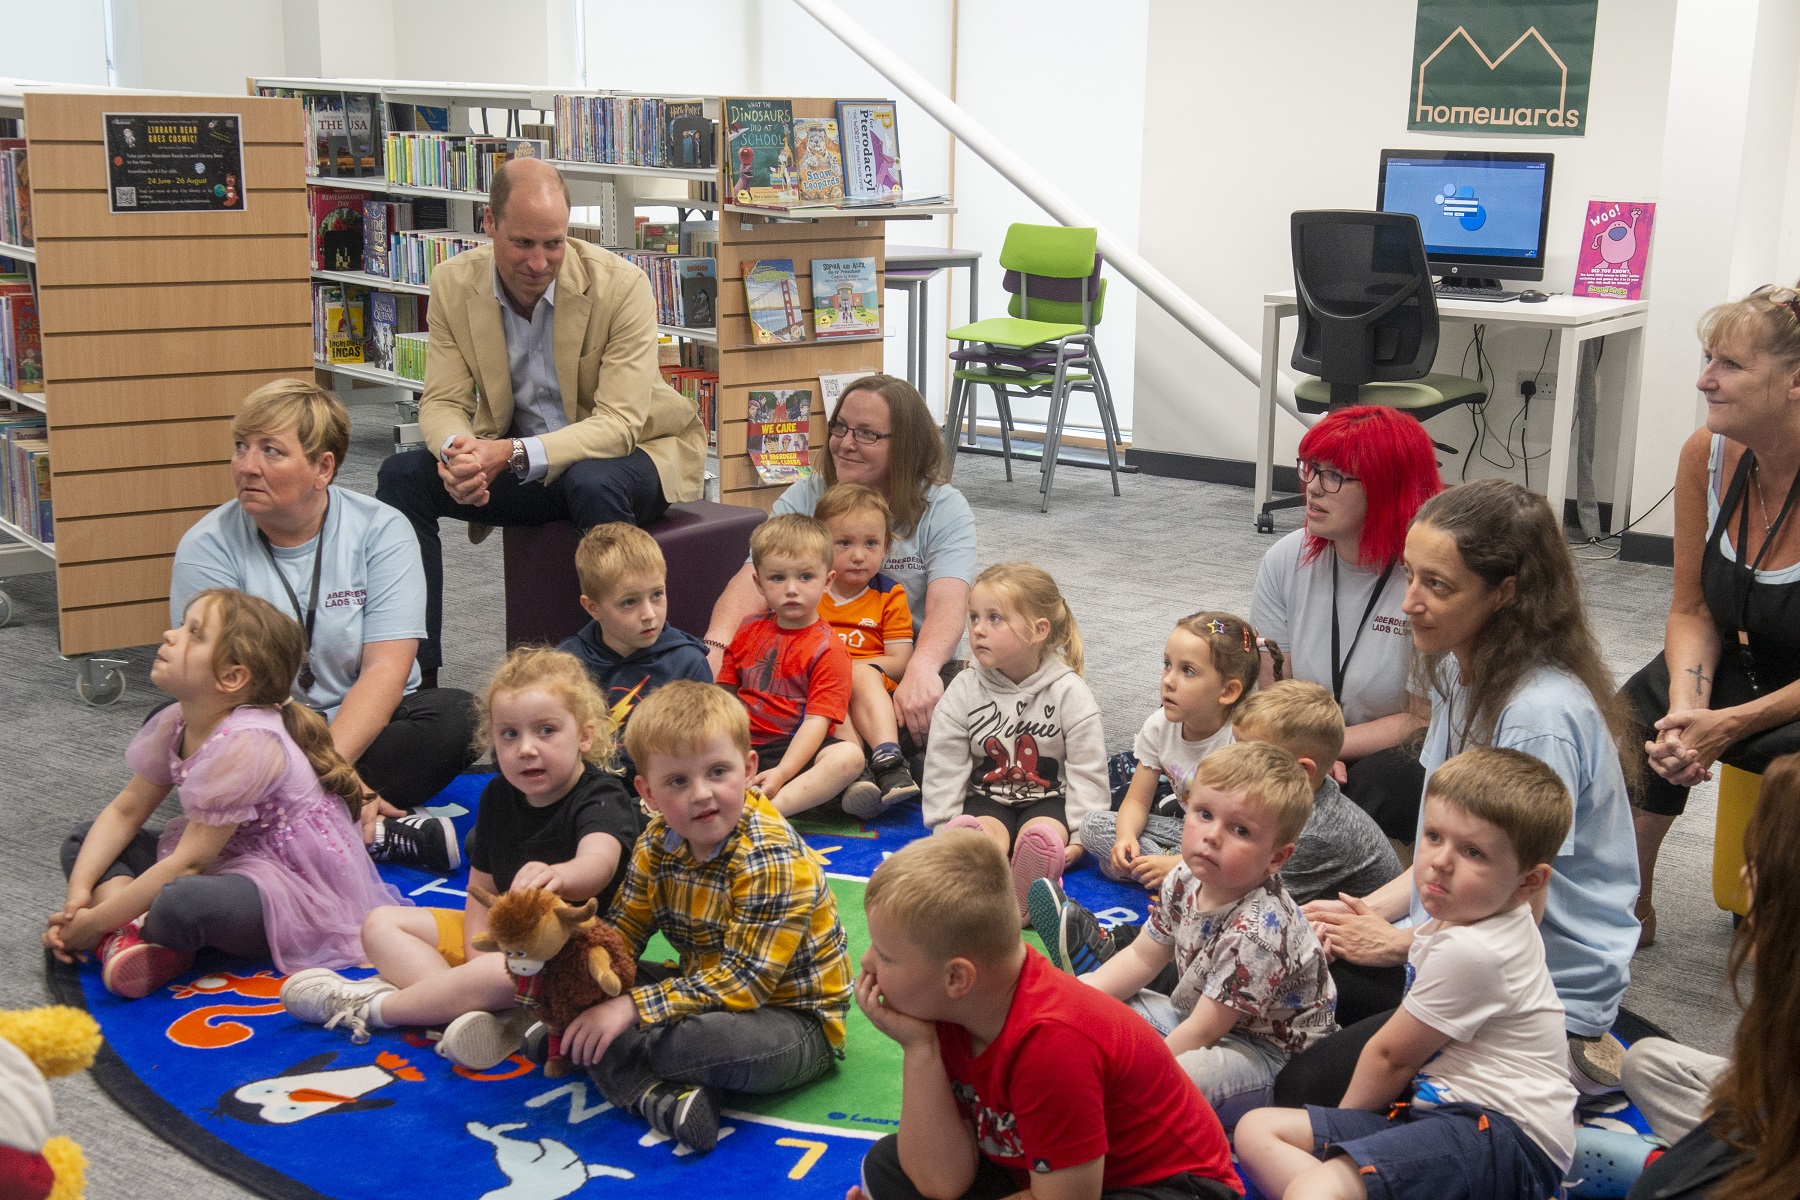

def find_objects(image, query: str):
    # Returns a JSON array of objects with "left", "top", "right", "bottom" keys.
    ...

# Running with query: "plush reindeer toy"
[{"left": 468, "top": 885, "right": 636, "bottom": 1077}]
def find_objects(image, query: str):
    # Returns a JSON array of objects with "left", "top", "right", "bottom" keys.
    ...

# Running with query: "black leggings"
[
  {"left": 1622, "top": 651, "right": 1800, "bottom": 817},
  {"left": 1271, "top": 1008, "right": 1394, "bottom": 1107},
  {"left": 1343, "top": 745, "right": 1428, "bottom": 843},
  {"left": 353, "top": 686, "right": 479, "bottom": 808},
  {"left": 61, "top": 820, "right": 270, "bottom": 959}
]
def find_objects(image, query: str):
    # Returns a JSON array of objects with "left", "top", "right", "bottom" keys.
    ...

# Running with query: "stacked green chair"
[{"left": 942, "top": 223, "right": 1121, "bottom": 512}]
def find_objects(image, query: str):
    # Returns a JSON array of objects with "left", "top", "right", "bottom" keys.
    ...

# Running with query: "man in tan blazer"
[{"left": 377, "top": 158, "right": 706, "bottom": 682}]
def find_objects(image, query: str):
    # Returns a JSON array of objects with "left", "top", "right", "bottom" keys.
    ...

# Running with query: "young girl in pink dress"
[{"left": 45, "top": 588, "right": 406, "bottom": 998}]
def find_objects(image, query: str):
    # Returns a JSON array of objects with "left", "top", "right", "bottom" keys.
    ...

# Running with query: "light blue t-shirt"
[
  {"left": 771, "top": 476, "right": 977, "bottom": 637},
  {"left": 1412, "top": 663, "right": 1639, "bottom": 1038},
  {"left": 170, "top": 486, "right": 427, "bottom": 718}
]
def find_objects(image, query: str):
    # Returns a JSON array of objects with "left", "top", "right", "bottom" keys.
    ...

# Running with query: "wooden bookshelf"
[{"left": 18, "top": 88, "right": 311, "bottom": 658}]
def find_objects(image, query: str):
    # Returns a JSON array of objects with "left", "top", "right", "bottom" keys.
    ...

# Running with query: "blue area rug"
[{"left": 47, "top": 774, "right": 1667, "bottom": 1199}]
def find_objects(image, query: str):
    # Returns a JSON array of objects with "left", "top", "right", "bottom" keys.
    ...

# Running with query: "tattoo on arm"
[{"left": 1684, "top": 664, "right": 1712, "bottom": 700}]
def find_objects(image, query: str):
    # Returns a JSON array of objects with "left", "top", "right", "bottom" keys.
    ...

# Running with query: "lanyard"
[
  {"left": 1730, "top": 451, "right": 1800, "bottom": 691},
  {"left": 1330, "top": 554, "right": 1396, "bottom": 705},
  {"left": 256, "top": 495, "right": 328, "bottom": 691}
]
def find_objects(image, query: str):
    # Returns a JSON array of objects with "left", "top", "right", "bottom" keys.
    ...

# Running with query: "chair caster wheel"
[{"left": 1255, "top": 512, "right": 1275, "bottom": 534}]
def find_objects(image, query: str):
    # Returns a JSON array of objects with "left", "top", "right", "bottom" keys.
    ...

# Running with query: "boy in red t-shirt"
[
  {"left": 719, "top": 513, "right": 866, "bottom": 817},
  {"left": 853, "top": 830, "right": 1243, "bottom": 1200},
  {"left": 815, "top": 483, "right": 921, "bottom": 819}
]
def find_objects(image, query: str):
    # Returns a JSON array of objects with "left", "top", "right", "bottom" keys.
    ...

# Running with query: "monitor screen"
[{"left": 1377, "top": 150, "right": 1554, "bottom": 282}]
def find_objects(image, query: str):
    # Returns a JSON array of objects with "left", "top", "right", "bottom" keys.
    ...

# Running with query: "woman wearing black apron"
[{"left": 1622, "top": 284, "right": 1800, "bottom": 947}]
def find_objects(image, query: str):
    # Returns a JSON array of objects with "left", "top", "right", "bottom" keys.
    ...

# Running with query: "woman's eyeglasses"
[
  {"left": 829, "top": 419, "right": 893, "bottom": 445},
  {"left": 1296, "top": 459, "right": 1359, "bottom": 493}
]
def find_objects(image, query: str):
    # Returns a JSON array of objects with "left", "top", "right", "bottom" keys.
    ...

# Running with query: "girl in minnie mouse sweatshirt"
[{"left": 923, "top": 563, "right": 1107, "bottom": 917}]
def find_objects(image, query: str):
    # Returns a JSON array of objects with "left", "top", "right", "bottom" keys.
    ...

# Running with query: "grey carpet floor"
[{"left": 0, "top": 403, "right": 1735, "bottom": 1198}]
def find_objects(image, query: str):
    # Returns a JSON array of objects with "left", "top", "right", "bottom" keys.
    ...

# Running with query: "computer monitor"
[{"left": 1377, "top": 149, "right": 1554, "bottom": 286}]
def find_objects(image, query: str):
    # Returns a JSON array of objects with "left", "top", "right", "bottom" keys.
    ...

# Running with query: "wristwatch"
[{"left": 508, "top": 438, "right": 529, "bottom": 479}]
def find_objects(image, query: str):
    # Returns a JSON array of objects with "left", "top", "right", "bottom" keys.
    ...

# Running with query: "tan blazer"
[{"left": 417, "top": 239, "right": 706, "bottom": 501}]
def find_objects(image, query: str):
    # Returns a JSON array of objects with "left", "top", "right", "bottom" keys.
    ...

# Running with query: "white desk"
[{"left": 1253, "top": 290, "right": 1650, "bottom": 526}]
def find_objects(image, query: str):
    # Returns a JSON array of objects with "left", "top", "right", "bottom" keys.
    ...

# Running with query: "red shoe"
[{"left": 97, "top": 921, "right": 193, "bottom": 999}]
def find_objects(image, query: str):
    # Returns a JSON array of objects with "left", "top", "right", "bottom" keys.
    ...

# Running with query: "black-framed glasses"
[
  {"left": 1297, "top": 459, "right": 1359, "bottom": 493},
  {"left": 829, "top": 419, "right": 893, "bottom": 445},
  {"left": 1752, "top": 284, "right": 1800, "bottom": 324}
]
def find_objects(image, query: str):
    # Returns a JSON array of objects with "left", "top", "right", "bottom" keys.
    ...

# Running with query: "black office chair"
[{"left": 1257, "top": 210, "right": 1487, "bottom": 531}]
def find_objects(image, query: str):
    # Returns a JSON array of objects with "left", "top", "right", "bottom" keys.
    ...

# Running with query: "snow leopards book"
[
  {"left": 792, "top": 117, "right": 844, "bottom": 204},
  {"left": 810, "top": 256, "right": 879, "bottom": 340}
]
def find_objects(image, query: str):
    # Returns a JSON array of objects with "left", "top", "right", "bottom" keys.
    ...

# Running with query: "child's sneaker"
[
  {"left": 438, "top": 1008, "right": 535, "bottom": 1070},
  {"left": 840, "top": 768, "right": 885, "bottom": 821},
  {"left": 280, "top": 968, "right": 397, "bottom": 1045},
  {"left": 1026, "top": 878, "right": 1115, "bottom": 976},
  {"left": 97, "top": 920, "right": 194, "bottom": 999},
  {"left": 1009, "top": 826, "right": 1065, "bottom": 920},
  {"left": 638, "top": 1081, "right": 719, "bottom": 1153},
  {"left": 369, "top": 813, "right": 460, "bottom": 874},
  {"left": 1568, "top": 1032, "right": 1626, "bottom": 1094},
  {"left": 870, "top": 750, "right": 921, "bottom": 808}
]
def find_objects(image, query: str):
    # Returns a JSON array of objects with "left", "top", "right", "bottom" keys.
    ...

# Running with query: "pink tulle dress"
[{"left": 127, "top": 704, "right": 407, "bottom": 972}]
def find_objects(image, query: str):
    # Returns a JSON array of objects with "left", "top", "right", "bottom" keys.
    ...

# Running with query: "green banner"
[{"left": 1409, "top": 0, "right": 1597, "bottom": 137}]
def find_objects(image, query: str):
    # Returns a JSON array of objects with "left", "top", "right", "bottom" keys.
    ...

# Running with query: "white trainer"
[{"left": 280, "top": 968, "right": 397, "bottom": 1045}]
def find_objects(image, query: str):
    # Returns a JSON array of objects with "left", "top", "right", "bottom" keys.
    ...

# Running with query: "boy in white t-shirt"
[{"left": 1235, "top": 746, "right": 1579, "bottom": 1200}]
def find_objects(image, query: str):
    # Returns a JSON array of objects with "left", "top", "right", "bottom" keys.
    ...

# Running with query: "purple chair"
[{"left": 502, "top": 500, "right": 767, "bottom": 649}]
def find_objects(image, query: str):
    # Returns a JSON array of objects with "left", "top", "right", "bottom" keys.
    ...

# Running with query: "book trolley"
[
  {"left": 251, "top": 77, "right": 953, "bottom": 512},
  {"left": 0, "top": 80, "right": 312, "bottom": 702}
]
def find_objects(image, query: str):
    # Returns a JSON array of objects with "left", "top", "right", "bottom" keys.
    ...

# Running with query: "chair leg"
[
  {"left": 1088, "top": 346, "right": 1122, "bottom": 497},
  {"left": 993, "top": 385, "right": 1014, "bottom": 482},
  {"left": 942, "top": 375, "right": 966, "bottom": 461},
  {"left": 1039, "top": 362, "right": 1072, "bottom": 512}
]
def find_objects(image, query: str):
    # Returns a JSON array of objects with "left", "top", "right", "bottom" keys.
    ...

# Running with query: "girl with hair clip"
[
  {"left": 1285, "top": 478, "right": 1639, "bottom": 1099},
  {"left": 1624, "top": 751, "right": 1800, "bottom": 1200},
  {"left": 45, "top": 589, "right": 405, "bottom": 999},
  {"left": 922, "top": 563, "right": 1107, "bottom": 917},
  {"left": 1252, "top": 405, "right": 1442, "bottom": 842},
  {"left": 1081, "top": 611, "right": 1281, "bottom": 895}
]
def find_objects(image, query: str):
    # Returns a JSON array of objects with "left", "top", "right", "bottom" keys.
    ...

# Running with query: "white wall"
[
  {"left": 1133, "top": 0, "right": 1676, "bottom": 511},
  {"left": 111, "top": 0, "right": 289, "bottom": 93},
  {"left": 0, "top": 1, "right": 110, "bottom": 85}
]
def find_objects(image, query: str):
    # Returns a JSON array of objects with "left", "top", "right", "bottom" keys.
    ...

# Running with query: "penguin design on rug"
[
  {"left": 210, "top": 1050, "right": 423, "bottom": 1124},
  {"left": 467, "top": 1122, "right": 633, "bottom": 1200}
]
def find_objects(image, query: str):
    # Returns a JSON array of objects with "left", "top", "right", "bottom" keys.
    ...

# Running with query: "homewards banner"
[{"left": 1409, "top": 0, "right": 1598, "bottom": 137}]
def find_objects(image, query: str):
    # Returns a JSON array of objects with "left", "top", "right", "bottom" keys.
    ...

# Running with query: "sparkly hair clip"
[{"left": 1200, "top": 617, "right": 1257, "bottom": 654}]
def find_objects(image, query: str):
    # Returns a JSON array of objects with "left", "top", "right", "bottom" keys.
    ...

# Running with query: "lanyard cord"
[
  {"left": 256, "top": 495, "right": 328, "bottom": 684},
  {"left": 1331, "top": 554, "right": 1396, "bottom": 705}
]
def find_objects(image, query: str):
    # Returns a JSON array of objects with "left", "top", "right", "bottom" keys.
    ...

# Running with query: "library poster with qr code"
[{"left": 103, "top": 113, "right": 247, "bottom": 213}]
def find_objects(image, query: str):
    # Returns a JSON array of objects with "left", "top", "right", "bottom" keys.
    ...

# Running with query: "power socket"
[{"left": 1516, "top": 370, "right": 1555, "bottom": 404}]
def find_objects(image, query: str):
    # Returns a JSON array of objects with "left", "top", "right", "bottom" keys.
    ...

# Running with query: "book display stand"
[
  {"left": 252, "top": 78, "right": 954, "bottom": 512},
  {"left": 0, "top": 81, "right": 311, "bottom": 702}
]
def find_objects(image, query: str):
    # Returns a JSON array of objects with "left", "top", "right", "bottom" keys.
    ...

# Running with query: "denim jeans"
[
  {"left": 1080, "top": 811, "right": 1185, "bottom": 882},
  {"left": 587, "top": 962, "right": 837, "bottom": 1111},
  {"left": 1127, "top": 989, "right": 1285, "bottom": 1132}
]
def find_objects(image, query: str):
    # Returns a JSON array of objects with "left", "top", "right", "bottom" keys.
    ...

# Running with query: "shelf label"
[{"left": 103, "top": 112, "right": 248, "bottom": 213}]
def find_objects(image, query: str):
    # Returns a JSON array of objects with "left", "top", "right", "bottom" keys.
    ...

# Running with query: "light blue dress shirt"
[{"left": 442, "top": 271, "right": 566, "bottom": 481}]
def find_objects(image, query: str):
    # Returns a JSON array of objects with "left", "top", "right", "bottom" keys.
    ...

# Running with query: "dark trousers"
[
  {"left": 1344, "top": 745, "right": 1428, "bottom": 843},
  {"left": 1623, "top": 651, "right": 1800, "bottom": 817},
  {"left": 1271, "top": 1008, "right": 1393, "bottom": 1108},
  {"left": 61, "top": 821, "right": 270, "bottom": 959},
  {"left": 376, "top": 445, "right": 668, "bottom": 671},
  {"left": 354, "top": 686, "right": 479, "bottom": 808},
  {"left": 1328, "top": 959, "right": 1408, "bottom": 1028},
  {"left": 859, "top": 1135, "right": 1239, "bottom": 1200},
  {"left": 587, "top": 960, "right": 836, "bottom": 1111}
]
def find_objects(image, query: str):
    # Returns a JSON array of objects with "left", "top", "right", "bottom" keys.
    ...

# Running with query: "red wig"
[{"left": 1297, "top": 406, "right": 1442, "bottom": 568}]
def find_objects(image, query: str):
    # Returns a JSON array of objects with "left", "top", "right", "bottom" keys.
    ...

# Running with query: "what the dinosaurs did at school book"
[{"left": 726, "top": 98, "right": 797, "bottom": 206}]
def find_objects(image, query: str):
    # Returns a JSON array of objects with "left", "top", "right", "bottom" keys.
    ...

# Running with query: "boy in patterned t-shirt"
[
  {"left": 815, "top": 483, "right": 921, "bottom": 818},
  {"left": 718, "top": 514, "right": 866, "bottom": 818},
  {"left": 1072, "top": 742, "right": 1337, "bottom": 1131}
]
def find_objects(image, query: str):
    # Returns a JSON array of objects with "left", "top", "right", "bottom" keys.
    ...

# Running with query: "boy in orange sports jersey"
[{"left": 816, "top": 484, "right": 921, "bottom": 819}]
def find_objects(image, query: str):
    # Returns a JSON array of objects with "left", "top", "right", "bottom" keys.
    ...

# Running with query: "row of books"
[
  {"left": 313, "top": 284, "right": 428, "bottom": 373},
  {"left": 1, "top": 412, "right": 50, "bottom": 544},
  {"left": 551, "top": 95, "right": 715, "bottom": 171},
  {"left": 385, "top": 134, "right": 548, "bottom": 194},
  {"left": 727, "top": 99, "right": 924, "bottom": 209},
  {"left": 0, "top": 141, "right": 30, "bottom": 247},
  {"left": 612, "top": 251, "right": 716, "bottom": 329},
  {"left": 744, "top": 256, "right": 880, "bottom": 345},
  {"left": 0, "top": 278, "right": 42, "bottom": 393},
  {"left": 312, "top": 189, "right": 452, "bottom": 274},
  {"left": 394, "top": 332, "right": 428, "bottom": 382},
  {"left": 660, "top": 365, "right": 718, "bottom": 441},
  {"left": 259, "top": 88, "right": 450, "bottom": 178}
]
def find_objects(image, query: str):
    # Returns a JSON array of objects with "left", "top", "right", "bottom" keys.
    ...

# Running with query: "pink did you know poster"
[{"left": 1573, "top": 201, "right": 1655, "bottom": 299}]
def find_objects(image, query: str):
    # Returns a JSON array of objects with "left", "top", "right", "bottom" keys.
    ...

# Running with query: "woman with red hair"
[{"left": 1251, "top": 406, "right": 1443, "bottom": 840}]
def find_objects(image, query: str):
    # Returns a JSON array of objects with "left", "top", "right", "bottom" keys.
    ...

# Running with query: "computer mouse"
[{"left": 1518, "top": 289, "right": 1550, "bottom": 303}]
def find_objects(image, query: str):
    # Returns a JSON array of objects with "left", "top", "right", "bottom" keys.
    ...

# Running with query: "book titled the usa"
[
  {"left": 742, "top": 258, "right": 806, "bottom": 345},
  {"left": 811, "top": 257, "right": 879, "bottom": 340},
  {"left": 726, "top": 98, "right": 797, "bottom": 206},
  {"left": 837, "top": 100, "right": 902, "bottom": 200}
]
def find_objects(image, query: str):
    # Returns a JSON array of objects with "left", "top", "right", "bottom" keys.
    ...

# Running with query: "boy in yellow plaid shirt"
[{"left": 557, "top": 680, "right": 852, "bottom": 1153}]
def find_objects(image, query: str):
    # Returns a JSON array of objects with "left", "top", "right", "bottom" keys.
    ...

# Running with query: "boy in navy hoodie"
[{"left": 561, "top": 523, "right": 712, "bottom": 775}]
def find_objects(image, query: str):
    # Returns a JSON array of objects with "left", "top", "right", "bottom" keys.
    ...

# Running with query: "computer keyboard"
[{"left": 1434, "top": 283, "right": 1520, "bottom": 303}]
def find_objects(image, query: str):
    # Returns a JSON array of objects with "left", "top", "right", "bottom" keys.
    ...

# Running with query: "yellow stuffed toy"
[{"left": 0, "top": 1006, "right": 101, "bottom": 1200}]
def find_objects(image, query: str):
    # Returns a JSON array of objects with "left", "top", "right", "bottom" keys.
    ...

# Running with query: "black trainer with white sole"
[
  {"left": 369, "top": 813, "right": 460, "bottom": 874},
  {"left": 639, "top": 1082, "right": 719, "bottom": 1152}
]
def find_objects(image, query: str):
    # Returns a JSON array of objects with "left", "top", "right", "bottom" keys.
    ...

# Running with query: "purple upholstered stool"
[{"left": 502, "top": 500, "right": 767, "bottom": 649}]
